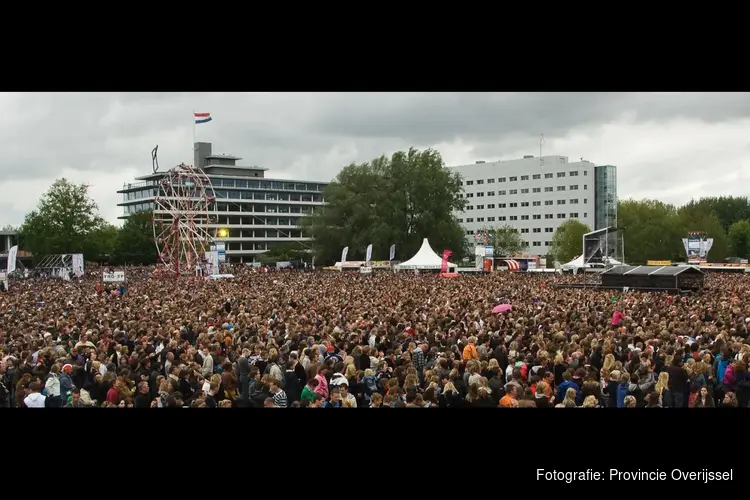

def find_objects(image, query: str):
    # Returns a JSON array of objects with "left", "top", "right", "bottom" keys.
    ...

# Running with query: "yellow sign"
[{"left": 647, "top": 260, "right": 672, "bottom": 266}]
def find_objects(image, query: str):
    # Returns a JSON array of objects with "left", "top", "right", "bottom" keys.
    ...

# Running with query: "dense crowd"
[{"left": 1, "top": 265, "right": 749, "bottom": 408}]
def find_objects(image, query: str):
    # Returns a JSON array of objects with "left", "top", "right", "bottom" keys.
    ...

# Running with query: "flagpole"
[{"left": 192, "top": 109, "right": 196, "bottom": 159}]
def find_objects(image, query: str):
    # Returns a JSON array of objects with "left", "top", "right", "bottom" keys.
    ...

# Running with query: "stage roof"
[{"left": 603, "top": 265, "right": 703, "bottom": 276}]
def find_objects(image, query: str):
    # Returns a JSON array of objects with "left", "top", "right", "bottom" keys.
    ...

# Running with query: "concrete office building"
[
  {"left": 451, "top": 155, "right": 617, "bottom": 256},
  {"left": 117, "top": 142, "right": 328, "bottom": 264}
]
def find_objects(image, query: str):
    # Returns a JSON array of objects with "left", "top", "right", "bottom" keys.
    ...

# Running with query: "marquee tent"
[
  {"left": 561, "top": 254, "right": 622, "bottom": 271},
  {"left": 396, "top": 238, "right": 457, "bottom": 271}
]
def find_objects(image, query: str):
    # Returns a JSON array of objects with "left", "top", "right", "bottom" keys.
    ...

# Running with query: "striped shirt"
[{"left": 272, "top": 389, "right": 288, "bottom": 408}]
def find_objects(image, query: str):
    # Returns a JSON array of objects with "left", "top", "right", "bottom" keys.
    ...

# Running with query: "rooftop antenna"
[{"left": 539, "top": 134, "right": 545, "bottom": 168}]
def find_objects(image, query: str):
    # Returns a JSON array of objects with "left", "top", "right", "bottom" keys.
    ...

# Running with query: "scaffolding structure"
[
  {"left": 33, "top": 254, "right": 75, "bottom": 280},
  {"left": 581, "top": 227, "right": 625, "bottom": 287}
]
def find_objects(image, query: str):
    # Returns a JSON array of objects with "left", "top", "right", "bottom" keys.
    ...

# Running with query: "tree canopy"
[
  {"left": 549, "top": 219, "right": 591, "bottom": 263},
  {"left": 113, "top": 210, "right": 159, "bottom": 264},
  {"left": 21, "top": 179, "right": 112, "bottom": 259},
  {"left": 480, "top": 225, "right": 527, "bottom": 257},
  {"left": 303, "top": 147, "right": 468, "bottom": 264}
]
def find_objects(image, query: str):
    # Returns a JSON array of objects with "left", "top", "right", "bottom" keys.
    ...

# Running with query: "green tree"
[
  {"left": 727, "top": 220, "right": 750, "bottom": 259},
  {"left": 481, "top": 224, "right": 527, "bottom": 257},
  {"left": 113, "top": 210, "right": 159, "bottom": 264},
  {"left": 617, "top": 199, "right": 684, "bottom": 264},
  {"left": 676, "top": 203, "right": 728, "bottom": 262},
  {"left": 548, "top": 219, "right": 591, "bottom": 263},
  {"left": 257, "top": 241, "right": 310, "bottom": 265},
  {"left": 303, "top": 147, "right": 467, "bottom": 264},
  {"left": 21, "top": 179, "right": 110, "bottom": 258},
  {"left": 682, "top": 196, "right": 750, "bottom": 233}
]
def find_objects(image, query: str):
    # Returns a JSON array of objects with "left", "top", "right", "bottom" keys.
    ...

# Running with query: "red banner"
[{"left": 441, "top": 250, "right": 453, "bottom": 273}]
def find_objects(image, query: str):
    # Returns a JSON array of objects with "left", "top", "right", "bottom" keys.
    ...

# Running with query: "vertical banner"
[
  {"left": 312, "top": 255, "right": 316, "bottom": 271},
  {"left": 684, "top": 232, "right": 713, "bottom": 264},
  {"left": 441, "top": 250, "right": 453, "bottom": 273},
  {"left": 215, "top": 242, "right": 226, "bottom": 263},
  {"left": 341, "top": 246, "right": 349, "bottom": 264},
  {"left": 389, "top": 244, "right": 396, "bottom": 261},
  {"left": 365, "top": 244, "right": 373, "bottom": 263},
  {"left": 6, "top": 245, "right": 18, "bottom": 274},
  {"left": 71, "top": 253, "right": 84, "bottom": 277}
]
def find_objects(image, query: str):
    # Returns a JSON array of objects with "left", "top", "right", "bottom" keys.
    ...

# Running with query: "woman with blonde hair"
[
  {"left": 602, "top": 353, "right": 615, "bottom": 373},
  {"left": 581, "top": 395, "right": 598, "bottom": 408},
  {"left": 654, "top": 371, "right": 673, "bottom": 407},
  {"left": 562, "top": 387, "right": 577, "bottom": 408}
]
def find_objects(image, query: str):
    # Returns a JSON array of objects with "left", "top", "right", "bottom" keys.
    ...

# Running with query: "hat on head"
[
  {"left": 327, "top": 345, "right": 334, "bottom": 353},
  {"left": 62, "top": 364, "right": 73, "bottom": 373}
]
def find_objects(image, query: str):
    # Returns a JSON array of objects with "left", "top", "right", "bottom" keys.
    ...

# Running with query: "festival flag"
[
  {"left": 365, "top": 244, "right": 373, "bottom": 263},
  {"left": 341, "top": 246, "right": 349, "bottom": 264},
  {"left": 194, "top": 112, "right": 212, "bottom": 124},
  {"left": 6, "top": 245, "right": 17, "bottom": 274},
  {"left": 389, "top": 244, "right": 396, "bottom": 261},
  {"left": 441, "top": 249, "right": 453, "bottom": 273}
]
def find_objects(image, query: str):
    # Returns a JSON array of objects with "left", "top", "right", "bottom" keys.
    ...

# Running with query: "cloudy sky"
[{"left": 1, "top": 92, "right": 749, "bottom": 226}]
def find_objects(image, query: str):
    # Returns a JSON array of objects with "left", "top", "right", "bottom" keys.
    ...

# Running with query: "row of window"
[
  {"left": 465, "top": 199, "right": 588, "bottom": 210},
  {"left": 211, "top": 179, "right": 326, "bottom": 192},
  {"left": 215, "top": 203, "right": 314, "bottom": 214},
  {"left": 213, "top": 215, "right": 304, "bottom": 226},
  {"left": 124, "top": 189, "right": 324, "bottom": 203},
  {"left": 463, "top": 170, "right": 587, "bottom": 186},
  {"left": 215, "top": 228, "right": 305, "bottom": 239},
  {"left": 223, "top": 241, "right": 304, "bottom": 252},
  {"left": 461, "top": 213, "right": 585, "bottom": 223},
  {"left": 461, "top": 185, "right": 587, "bottom": 198},
  {"left": 466, "top": 231, "right": 552, "bottom": 247}
]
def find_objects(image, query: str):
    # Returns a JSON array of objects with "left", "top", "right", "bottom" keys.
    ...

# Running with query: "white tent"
[
  {"left": 396, "top": 238, "right": 457, "bottom": 270},
  {"left": 561, "top": 255, "right": 622, "bottom": 270}
]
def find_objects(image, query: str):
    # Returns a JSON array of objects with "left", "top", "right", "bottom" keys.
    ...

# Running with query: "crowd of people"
[{"left": 1, "top": 264, "right": 749, "bottom": 408}]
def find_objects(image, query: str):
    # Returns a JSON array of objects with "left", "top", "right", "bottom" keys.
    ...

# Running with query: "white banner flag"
[
  {"left": 365, "top": 244, "right": 373, "bottom": 263},
  {"left": 341, "top": 246, "right": 349, "bottom": 264},
  {"left": 6, "top": 245, "right": 17, "bottom": 274},
  {"left": 71, "top": 253, "right": 84, "bottom": 277},
  {"left": 389, "top": 244, "right": 396, "bottom": 261}
]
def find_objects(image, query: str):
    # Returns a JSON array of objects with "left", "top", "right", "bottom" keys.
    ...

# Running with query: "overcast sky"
[{"left": 1, "top": 92, "right": 749, "bottom": 226}]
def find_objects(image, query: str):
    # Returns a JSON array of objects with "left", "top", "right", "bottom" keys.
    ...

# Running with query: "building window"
[
  {"left": 533, "top": 214, "right": 541, "bottom": 220},
  {"left": 545, "top": 187, "right": 553, "bottom": 192},
  {"left": 477, "top": 217, "right": 485, "bottom": 222},
  {"left": 498, "top": 203, "right": 506, "bottom": 208},
  {"left": 520, "top": 228, "right": 529, "bottom": 234},
  {"left": 477, "top": 192, "right": 485, "bottom": 197},
  {"left": 533, "top": 174, "right": 541, "bottom": 180},
  {"left": 570, "top": 185, "right": 579, "bottom": 190},
  {"left": 545, "top": 173, "right": 553, "bottom": 179},
  {"left": 557, "top": 186, "right": 566, "bottom": 191},
  {"left": 509, "top": 176, "right": 518, "bottom": 181},
  {"left": 487, "top": 204, "right": 496, "bottom": 209},
  {"left": 532, "top": 187, "right": 541, "bottom": 193},
  {"left": 467, "top": 206, "right": 474, "bottom": 210},
  {"left": 466, "top": 193, "right": 474, "bottom": 198},
  {"left": 521, "top": 215, "right": 529, "bottom": 220},
  {"left": 509, "top": 202, "right": 518, "bottom": 208},
  {"left": 487, "top": 178, "right": 495, "bottom": 184},
  {"left": 533, "top": 241, "right": 542, "bottom": 247},
  {"left": 533, "top": 201, "right": 541, "bottom": 206},
  {"left": 499, "top": 216, "right": 506, "bottom": 221},
  {"left": 521, "top": 201, "right": 529, "bottom": 207},
  {"left": 457, "top": 219, "right": 463, "bottom": 223},
  {"left": 510, "top": 216, "right": 518, "bottom": 221},
  {"left": 570, "top": 213, "right": 579, "bottom": 218},
  {"left": 487, "top": 191, "right": 495, "bottom": 196},
  {"left": 499, "top": 190, "right": 506, "bottom": 195},
  {"left": 557, "top": 172, "right": 565, "bottom": 178},
  {"left": 570, "top": 198, "right": 579, "bottom": 204},
  {"left": 569, "top": 171, "right": 578, "bottom": 177},
  {"left": 533, "top": 228, "right": 541, "bottom": 233},
  {"left": 557, "top": 200, "right": 566, "bottom": 205},
  {"left": 466, "top": 230, "right": 474, "bottom": 235},
  {"left": 545, "top": 227, "right": 553, "bottom": 233},
  {"left": 545, "top": 241, "right": 552, "bottom": 246},
  {"left": 477, "top": 205, "right": 484, "bottom": 210},
  {"left": 499, "top": 177, "right": 506, "bottom": 183},
  {"left": 557, "top": 213, "right": 566, "bottom": 219},
  {"left": 466, "top": 180, "right": 474, "bottom": 186},
  {"left": 584, "top": 184, "right": 588, "bottom": 190},
  {"left": 583, "top": 170, "right": 588, "bottom": 175},
  {"left": 521, "top": 188, "right": 529, "bottom": 194},
  {"left": 584, "top": 212, "right": 588, "bottom": 218},
  {"left": 509, "top": 189, "right": 518, "bottom": 195},
  {"left": 545, "top": 214, "right": 553, "bottom": 220},
  {"left": 466, "top": 218, "right": 474, "bottom": 223},
  {"left": 583, "top": 198, "right": 588, "bottom": 204},
  {"left": 545, "top": 200, "right": 553, "bottom": 206},
  {"left": 488, "top": 216, "right": 495, "bottom": 222},
  {"left": 521, "top": 175, "right": 529, "bottom": 181}
]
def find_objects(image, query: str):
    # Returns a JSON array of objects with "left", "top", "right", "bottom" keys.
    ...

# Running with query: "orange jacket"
[{"left": 463, "top": 343, "right": 478, "bottom": 361}]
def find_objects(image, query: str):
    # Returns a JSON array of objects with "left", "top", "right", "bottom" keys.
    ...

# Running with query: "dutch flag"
[{"left": 194, "top": 112, "right": 212, "bottom": 124}]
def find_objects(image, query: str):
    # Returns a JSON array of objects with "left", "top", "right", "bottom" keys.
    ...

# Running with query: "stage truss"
[
  {"left": 581, "top": 227, "right": 625, "bottom": 287},
  {"left": 153, "top": 163, "right": 217, "bottom": 275}
]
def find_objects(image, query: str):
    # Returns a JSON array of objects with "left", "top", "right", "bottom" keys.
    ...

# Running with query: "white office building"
[{"left": 451, "top": 155, "right": 617, "bottom": 256}]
